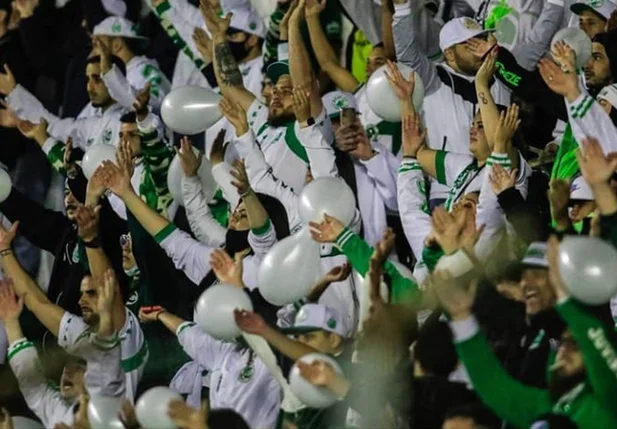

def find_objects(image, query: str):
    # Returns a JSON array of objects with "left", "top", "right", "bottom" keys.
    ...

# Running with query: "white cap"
[
  {"left": 598, "top": 84, "right": 617, "bottom": 109},
  {"left": 229, "top": 7, "right": 266, "bottom": 38},
  {"left": 322, "top": 91, "right": 359, "bottom": 118},
  {"left": 439, "top": 17, "right": 489, "bottom": 52},
  {"left": 93, "top": 17, "right": 148, "bottom": 41},
  {"left": 570, "top": 0, "right": 616, "bottom": 20},
  {"left": 282, "top": 304, "right": 350, "bottom": 338},
  {"left": 570, "top": 175, "right": 594, "bottom": 201},
  {"left": 521, "top": 242, "right": 549, "bottom": 268}
]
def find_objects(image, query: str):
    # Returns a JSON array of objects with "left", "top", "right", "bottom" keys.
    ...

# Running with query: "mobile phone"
[{"left": 340, "top": 108, "right": 357, "bottom": 127}]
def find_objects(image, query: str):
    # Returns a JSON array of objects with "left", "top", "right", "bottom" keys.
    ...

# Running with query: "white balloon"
[
  {"left": 559, "top": 236, "right": 617, "bottom": 305},
  {"left": 82, "top": 144, "right": 116, "bottom": 179},
  {"left": 0, "top": 168, "right": 11, "bottom": 203},
  {"left": 289, "top": 353, "right": 344, "bottom": 408},
  {"left": 366, "top": 63, "right": 424, "bottom": 122},
  {"left": 167, "top": 149, "right": 217, "bottom": 207},
  {"left": 161, "top": 86, "right": 222, "bottom": 135},
  {"left": 10, "top": 417, "right": 44, "bottom": 429},
  {"left": 298, "top": 177, "right": 356, "bottom": 227},
  {"left": 87, "top": 396, "right": 125, "bottom": 429},
  {"left": 136, "top": 386, "right": 182, "bottom": 429},
  {"left": 551, "top": 28, "right": 592, "bottom": 70},
  {"left": 258, "top": 229, "right": 322, "bottom": 305},
  {"left": 195, "top": 284, "right": 253, "bottom": 340}
]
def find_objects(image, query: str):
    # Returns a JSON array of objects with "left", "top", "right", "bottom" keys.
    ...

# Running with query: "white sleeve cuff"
[
  {"left": 434, "top": 250, "right": 475, "bottom": 278},
  {"left": 393, "top": 2, "right": 411, "bottom": 16},
  {"left": 137, "top": 112, "right": 156, "bottom": 131},
  {"left": 41, "top": 137, "right": 59, "bottom": 155},
  {"left": 449, "top": 316, "right": 480, "bottom": 343}
]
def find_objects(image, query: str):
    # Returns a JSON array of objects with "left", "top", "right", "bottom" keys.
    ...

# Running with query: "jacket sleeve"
[
  {"left": 360, "top": 142, "right": 399, "bottom": 211},
  {"left": 392, "top": 3, "right": 440, "bottom": 96},
  {"left": 511, "top": 0, "right": 564, "bottom": 70},
  {"left": 0, "top": 187, "right": 71, "bottom": 253},
  {"left": 176, "top": 322, "right": 227, "bottom": 370},
  {"left": 397, "top": 158, "right": 431, "bottom": 261},
  {"left": 235, "top": 130, "right": 303, "bottom": 232},
  {"left": 8, "top": 339, "right": 71, "bottom": 427},
  {"left": 296, "top": 112, "right": 339, "bottom": 179},
  {"left": 556, "top": 298, "right": 617, "bottom": 416},
  {"left": 450, "top": 317, "right": 552, "bottom": 429},
  {"left": 102, "top": 64, "right": 138, "bottom": 110},
  {"left": 334, "top": 227, "right": 421, "bottom": 304},
  {"left": 566, "top": 92, "right": 617, "bottom": 154},
  {"left": 248, "top": 219, "right": 277, "bottom": 259},
  {"left": 154, "top": 224, "right": 215, "bottom": 285},
  {"left": 211, "top": 162, "right": 240, "bottom": 209},
  {"left": 181, "top": 175, "right": 227, "bottom": 246}
]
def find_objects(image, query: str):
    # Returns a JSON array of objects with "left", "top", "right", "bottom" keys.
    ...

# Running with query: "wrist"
[
  {"left": 82, "top": 236, "right": 101, "bottom": 248},
  {"left": 156, "top": 310, "right": 167, "bottom": 322},
  {"left": 565, "top": 88, "right": 581, "bottom": 103},
  {"left": 0, "top": 247, "right": 13, "bottom": 257},
  {"left": 236, "top": 125, "right": 249, "bottom": 137}
]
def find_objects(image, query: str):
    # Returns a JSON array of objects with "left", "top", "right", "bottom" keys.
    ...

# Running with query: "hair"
[
  {"left": 124, "top": 37, "right": 147, "bottom": 56},
  {"left": 414, "top": 320, "right": 458, "bottom": 376},
  {"left": 592, "top": 30, "right": 617, "bottom": 84},
  {"left": 208, "top": 409, "right": 250, "bottom": 429},
  {"left": 87, "top": 55, "right": 127, "bottom": 76},
  {"left": 444, "top": 403, "right": 499, "bottom": 428},
  {"left": 120, "top": 111, "right": 137, "bottom": 124}
]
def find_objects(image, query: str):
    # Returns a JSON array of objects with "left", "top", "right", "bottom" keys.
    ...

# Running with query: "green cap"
[{"left": 266, "top": 60, "right": 290, "bottom": 85}]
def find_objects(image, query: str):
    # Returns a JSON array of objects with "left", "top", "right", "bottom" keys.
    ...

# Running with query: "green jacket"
[{"left": 456, "top": 299, "right": 617, "bottom": 429}]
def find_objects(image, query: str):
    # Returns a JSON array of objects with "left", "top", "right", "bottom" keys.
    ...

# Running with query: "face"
[
  {"left": 598, "top": 98, "right": 613, "bottom": 115},
  {"left": 262, "top": 77, "right": 273, "bottom": 105},
  {"left": 469, "top": 112, "right": 489, "bottom": 160},
  {"left": 520, "top": 268, "right": 556, "bottom": 315},
  {"left": 78, "top": 276, "right": 99, "bottom": 326},
  {"left": 366, "top": 46, "right": 387, "bottom": 78},
  {"left": 569, "top": 200, "right": 597, "bottom": 222},
  {"left": 584, "top": 43, "right": 612, "bottom": 90},
  {"left": 64, "top": 186, "right": 79, "bottom": 220},
  {"left": 59, "top": 362, "right": 86, "bottom": 400},
  {"left": 228, "top": 201, "right": 250, "bottom": 231},
  {"left": 86, "top": 62, "right": 112, "bottom": 108},
  {"left": 442, "top": 417, "right": 477, "bottom": 429},
  {"left": 447, "top": 39, "right": 483, "bottom": 76},
  {"left": 268, "top": 75, "right": 295, "bottom": 121},
  {"left": 578, "top": 10, "right": 607, "bottom": 39},
  {"left": 296, "top": 330, "right": 341, "bottom": 354},
  {"left": 553, "top": 331, "right": 584, "bottom": 378},
  {"left": 120, "top": 122, "right": 140, "bottom": 155}
]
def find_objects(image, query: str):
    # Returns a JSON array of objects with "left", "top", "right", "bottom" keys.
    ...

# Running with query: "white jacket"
[{"left": 567, "top": 91, "right": 617, "bottom": 155}]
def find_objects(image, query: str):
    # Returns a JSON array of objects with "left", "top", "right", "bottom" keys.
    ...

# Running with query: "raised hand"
[
  {"left": 401, "top": 110, "right": 426, "bottom": 157},
  {"left": 309, "top": 213, "right": 345, "bottom": 243},
  {"left": 475, "top": 48, "right": 497, "bottom": 87},
  {"left": 97, "top": 269, "right": 117, "bottom": 316},
  {"left": 219, "top": 97, "right": 248, "bottom": 136},
  {"left": 305, "top": 0, "right": 326, "bottom": 17},
  {"left": 73, "top": 394, "right": 91, "bottom": 429},
  {"left": 466, "top": 34, "right": 497, "bottom": 58},
  {"left": 431, "top": 206, "right": 466, "bottom": 255},
  {"left": 334, "top": 125, "right": 359, "bottom": 153},
  {"left": 99, "top": 160, "right": 132, "bottom": 198},
  {"left": 384, "top": 60, "right": 415, "bottom": 102},
  {"left": 119, "top": 399, "right": 140, "bottom": 429},
  {"left": 233, "top": 309, "right": 268, "bottom": 335},
  {"left": 289, "top": 0, "right": 306, "bottom": 25},
  {"left": 0, "top": 279, "right": 23, "bottom": 322},
  {"left": 208, "top": 129, "right": 228, "bottom": 166},
  {"left": 87, "top": 165, "right": 108, "bottom": 203},
  {"left": 538, "top": 58, "right": 579, "bottom": 100},
  {"left": 494, "top": 104, "right": 520, "bottom": 152},
  {"left": 0, "top": 407, "right": 14, "bottom": 429},
  {"left": 17, "top": 118, "right": 49, "bottom": 145},
  {"left": 0, "top": 221, "right": 19, "bottom": 251},
  {"left": 551, "top": 40, "right": 576, "bottom": 74},
  {"left": 292, "top": 87, "right": 311, "bottom": 124},
  {"left": 64, "top": 137, "right": 79, "bottom": 178},
  {"left": 210, "top": 248, "right": 245, "bottom": 288},
  {"left": 74, "top": 205, "right": 101, "bottom": 242},
  {"left": 546, "top": 235, "right": 568, "bottom": 301},
  {"left": 199, "top": 0, "right": 231, "bottom": 37},
  {"left": 431, "top": 270, "right": 477, "bottom": 320},
  {"left": 0, "top": 65, "right": 16, "bottom": 96},
  {"left": 548, "top": 178, "right": 571, "bottom": 223},
  {"left": 576, "top": 137, "right": 617, "bottom": 186},
  {"left": 323, "top": 263, "right": 352, "bottom": 283},
  {"left": 230, "top": 159, "right": 250, "bottom": 195},
  {"left": 193, "top": 27, "right": 213, "bottom": 63},
  {"left": 296, "top": 359, "right": 337, "bottom": 387},
  {"left": 177, "top": 137, "right": 203, "bottom": 177},
  {"left": 279, "top": 0, "right": 298, "bottom": 40},
  {"left": 168, "top": 399, "right": 209, "bottom": 429},
  {"left": 14, "top": 0, "right": 40, "bottom": 19},
  {"left": 133, "top": 83, "right": 151, "bottom": 121},
  {"left": 92, "top": 36, "right": 112, "bottom": 73},
  {"left": 489, "top": 163, "right": 518, "bottom": 195}
]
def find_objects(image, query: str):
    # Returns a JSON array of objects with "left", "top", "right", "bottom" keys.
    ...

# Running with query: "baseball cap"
[
  {"left": 570, "top": 0, "right": 616, "bottom": 20},
  {"left": 521, "top": 242, "right": 549, "bottom": 268},
  {"left": 439, "top": 17, "right": 489, "bottom": 52},
  {"left": 281, "top": 304, "right": 350, "bottom": 338},
  {"left": 229, "top": 7, "right": 266, "bottom": 39},
  {"left": 598, "top": 83, "right": 617, "bottom": 109},
  {"left": 322, "top": 91, "right": 359, "bottom": 119},
  {"left": 93, "top": 17, "right": 148, "bottom": 41},
  {"left": 570, "top": 175, "right": 594, "bottom": 201},
  {"left": 266, "top": 60, "right": 290, "bottom": 85}
]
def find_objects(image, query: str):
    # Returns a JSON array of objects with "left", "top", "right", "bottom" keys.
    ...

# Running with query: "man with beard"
[
  {"left": 0, "top": 273, "right": 127, "bottom": 427},
  {"left": 0, "top": 55, "right": 125, "bottom": 151},
  {"left": 435, "top": 238, "right": 617, "bottom": 429},
  {"left": 203, "top": 0, "right": 331, "bottom": 193}
]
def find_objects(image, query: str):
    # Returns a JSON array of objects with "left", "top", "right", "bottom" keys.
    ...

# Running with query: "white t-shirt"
[{"left": 58, "top": 308, "right": 147, "bottom": 402}]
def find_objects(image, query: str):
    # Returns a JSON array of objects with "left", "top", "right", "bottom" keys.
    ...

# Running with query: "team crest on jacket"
[
  {"left": 333, "top": 95, "right": 350, "bottom": 110},
  {"left": 103, "top": 128, "right": 113, "bottom": 144},
  {"left": 238, "top": 364, "right": 254, "bottom": 382}
]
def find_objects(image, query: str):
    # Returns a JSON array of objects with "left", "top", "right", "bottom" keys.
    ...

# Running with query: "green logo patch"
[
  {"left": 327, "top": 318, "right": 337, "bottom": 329},
  {"left": 112, "top": 22, "right": 122, "bottom": 34}
]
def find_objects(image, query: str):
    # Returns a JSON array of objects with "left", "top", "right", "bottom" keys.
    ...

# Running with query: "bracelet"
[
  {"left": 82, "top": 237, "right": 101, "bottom": 248},
  {"left": 0, "top": 248, "right": 12, "bottom": 257},
  {"left": 239, "top": 189, "right": 252, "bottom": 198}
]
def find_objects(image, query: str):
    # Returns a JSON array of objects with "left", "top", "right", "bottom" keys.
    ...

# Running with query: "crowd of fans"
[{"left": 0, "top": 0, "right": 616, "bottom": 428}]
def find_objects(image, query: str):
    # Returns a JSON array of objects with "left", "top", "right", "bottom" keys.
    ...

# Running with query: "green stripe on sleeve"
[
  {"left": 8, "top": 341, "right": 35, "bottom": 361},
  {"left": 154, "top": 223, "right": 177, "bottom": 243},
  {"left": 435, "top": 150, "right": 448, "bottom": 185},
  {"left": 120, "top": 341, "right": 148, "bottom": 372}
]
